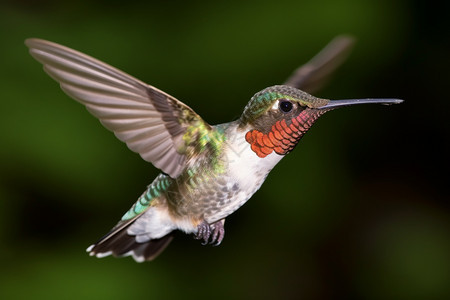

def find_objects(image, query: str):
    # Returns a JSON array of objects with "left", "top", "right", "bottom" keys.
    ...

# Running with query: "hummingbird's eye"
[{"left": 279, "top": 100, "right": 293, "bottom": 113}]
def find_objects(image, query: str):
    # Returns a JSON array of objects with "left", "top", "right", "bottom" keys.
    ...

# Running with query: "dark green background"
[{"left": 1, "top": 0, "right": 449, "bottom": 299}]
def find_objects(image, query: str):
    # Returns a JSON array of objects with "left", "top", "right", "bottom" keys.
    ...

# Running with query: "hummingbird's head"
[{"left": 240, "top": 85, "right": 402, "bottom": 158}]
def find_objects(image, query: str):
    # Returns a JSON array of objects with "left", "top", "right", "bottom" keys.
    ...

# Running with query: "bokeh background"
[{"left": 1, "top": 0, "right": 449, "bottom": 299}]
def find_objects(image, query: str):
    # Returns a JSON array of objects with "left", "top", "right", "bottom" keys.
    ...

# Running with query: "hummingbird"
[{"left": 25, "top": 37, "right": 403, "bottom": 262}]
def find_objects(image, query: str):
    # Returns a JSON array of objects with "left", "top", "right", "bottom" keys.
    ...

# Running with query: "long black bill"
[{"left": 319, "top": 98, "right": 403, "bottom": 110}]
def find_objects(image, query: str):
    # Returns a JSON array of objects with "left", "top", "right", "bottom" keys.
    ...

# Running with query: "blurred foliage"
[{"left": 1, "top": 0, "right": 449, "bottom": 299}]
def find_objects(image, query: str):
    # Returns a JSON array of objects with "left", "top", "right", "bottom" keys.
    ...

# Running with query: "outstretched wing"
[
  {"left": 26, "top": 38, "right": 212, "bottom": 178},
  {"left": 284, "top": 35, "right": 355, "bottom": 93}
]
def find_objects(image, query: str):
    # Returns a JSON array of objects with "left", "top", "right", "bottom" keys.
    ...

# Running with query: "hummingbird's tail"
[{"left": 86, "top": 219, "right": 174, "bottom": 262}]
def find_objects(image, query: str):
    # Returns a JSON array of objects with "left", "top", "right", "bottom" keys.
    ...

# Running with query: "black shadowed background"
[{"left": 1, "top": 1, "right": 449, "bottom": 299}]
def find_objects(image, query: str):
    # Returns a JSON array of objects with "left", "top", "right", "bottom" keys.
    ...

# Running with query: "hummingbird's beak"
[{"left": 319, "top": 98, "right": 404, "bottom": 110}]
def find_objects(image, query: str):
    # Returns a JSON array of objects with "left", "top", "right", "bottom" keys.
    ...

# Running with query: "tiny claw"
[
  {"left": 210, "top": 219, "right": 225, "bottom": 246},
  {"left": 210, "top": 229, "right": 218, "bottom": 245}
]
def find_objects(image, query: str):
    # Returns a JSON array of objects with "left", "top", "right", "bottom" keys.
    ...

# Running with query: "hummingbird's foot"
[
  {"left": 194, "top": 221, "right": 211, "bottom": 245},
  {"left": 210, "top": 219, "right": 225, "bottom": 246},
  {"left": 194, "top": 219, "right": 225, "bottom": 246}
]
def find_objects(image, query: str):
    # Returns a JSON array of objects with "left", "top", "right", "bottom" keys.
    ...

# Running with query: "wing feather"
[
  {"left": 284, "top": 35, "right": 355, "bottom": 93},
  {"left": 26, "top": 38, "right": 213, "bottom": 178}
]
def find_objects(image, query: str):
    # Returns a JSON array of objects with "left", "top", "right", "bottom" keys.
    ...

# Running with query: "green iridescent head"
[
  {"left": 239, "top": 85, "right": 329, "bottom": 128},
  {"left": 240, "top": 85, "right": 403, "bottom": 129}
]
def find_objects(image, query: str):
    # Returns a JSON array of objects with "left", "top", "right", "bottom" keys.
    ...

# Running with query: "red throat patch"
[{"left": 245, "top": 111, "right": 321, "bottom": 158}]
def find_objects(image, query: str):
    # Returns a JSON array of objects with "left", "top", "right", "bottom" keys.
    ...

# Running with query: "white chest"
[{"left": 223, "top": 125, "right": 283, "bottom": 199}]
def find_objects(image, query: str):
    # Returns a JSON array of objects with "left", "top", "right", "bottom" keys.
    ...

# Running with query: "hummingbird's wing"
[
  {"left": 284, "top": 35, "right": 355, "bottom": 93},
  {"left": 26, "top": 38, "right": 213, "bottom": 178}
]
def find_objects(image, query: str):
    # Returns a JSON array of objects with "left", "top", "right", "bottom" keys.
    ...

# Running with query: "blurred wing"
[
  {"left": 284, "top": 35, "right": 355, "bottom": 93},
  {"left": 26, "top": 38, "right": 211, "bottom": 178}
]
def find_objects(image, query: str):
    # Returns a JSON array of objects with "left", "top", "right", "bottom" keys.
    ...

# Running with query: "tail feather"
[
  {"left": 129, "top": 234, "right": 174, "bottom": 262},
  {"left": 87, "top": 220, "right": 174, "bottom": 262}
]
